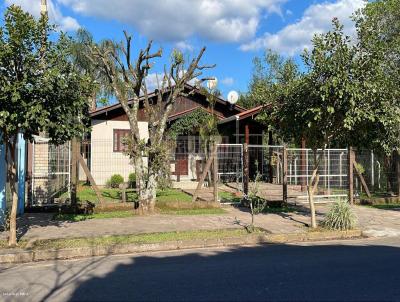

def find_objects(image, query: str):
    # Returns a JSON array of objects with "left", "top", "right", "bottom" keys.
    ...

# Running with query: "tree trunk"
[
  {"left": 7, "top": 139, "right": 18, "bottom": 247},
  {"left": 307, "top": 181, "right": 317, "bottom": 228},
  {"left": 307, "top": 149, "right": 321, "bottom": 229},
  {"left": 135, "top": 156, "right": 157, "bottom": 215}
]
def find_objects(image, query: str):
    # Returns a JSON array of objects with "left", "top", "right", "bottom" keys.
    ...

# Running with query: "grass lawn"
[
  {"left": 365, "top": 204, "right": 400, "bottom": 210},
  {"left": 30, "top": 229, "right": 260, "bottom": 250},
  {"left": 54, "top": 187, "right": 226, "bottom": 221},
  {"left": 0, "top": 229, "right": 261, "bottom": 250},
  {"left": 219, "top": 190, "right": 242, "bottom": 203},
  {"left": 54, "top": 210, "right": 134, "bottom": 222},
  {"left": 73, "top": 184, "right": 138, "bottom": 203},
  {"left": 262, "top": 205, "right": 296, "bottom": 214}
]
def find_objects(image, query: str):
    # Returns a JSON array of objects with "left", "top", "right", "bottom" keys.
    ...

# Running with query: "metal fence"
[
  {"left": 286, "top": 149, "right": 348, "bottom": 201},
  {"left": 354, "top": 150, "right": 397, "bottom": 194},
  {"left": 28, "top": 134, "right": 400, "bottom": 205},
  {"left": 217, "top": 144, "right": 243, "bottom": 191},
  {"left": 30, "top": 138, "right": 70, "bottom": 206}
]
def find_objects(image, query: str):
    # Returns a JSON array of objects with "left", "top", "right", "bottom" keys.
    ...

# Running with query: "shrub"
[
  {"left": 323, "top": 200, "right": 358, "bottom": 230},
  {"left": 108, "top": 174, "right": 124, "bottom": 188},
  {"left": 128, "top": 173, "right": 136, "bottom": 188},
  {"left": 0, "top": 209, "right": 10, "bottom": 231}
]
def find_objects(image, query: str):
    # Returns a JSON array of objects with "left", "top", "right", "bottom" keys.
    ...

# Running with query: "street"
[{"left": 1, "top": 237, "right": 400, "bottom": 301}]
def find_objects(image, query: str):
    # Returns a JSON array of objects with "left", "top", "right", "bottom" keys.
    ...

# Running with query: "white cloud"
[
  {"left": 53, "top": 0, "right": 288, "bottom": 43},
  {"left": 5, "top": 0, "right": 80, "bottom": 31},
  {"left": 175, "top": 41, "right": 194, "bottom": 52},
  {"left": 145, "top": 73, "right": 164, "bottom": 92},
  {"left": 240, "top": 0, "right": 365, "bottom": 55},
  {"left": 221, "top": 77, "right": 234, "bottom": 86}
]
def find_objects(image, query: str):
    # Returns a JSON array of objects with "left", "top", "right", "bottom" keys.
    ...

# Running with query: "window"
[{"left": 113, "top": 129, "right": 130, "bottom": 152}]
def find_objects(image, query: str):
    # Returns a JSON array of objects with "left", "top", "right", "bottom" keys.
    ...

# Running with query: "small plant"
[
  {"left": 107, "top": 174, "right": 124, "bottom": 188},
  {"left": 243, "top": 171, "right": 267, "bottom": 232},
  {"left": 322, "top": 200, "right": 358, "bottom": 230},
  {"left": 0, "top": 209, "right": 10, "bottom": 231},
  {"left": 128, "top": 173, "right": 136, "bottom": 188}
]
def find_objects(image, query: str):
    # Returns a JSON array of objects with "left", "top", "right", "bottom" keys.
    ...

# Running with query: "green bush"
[
  {"left": 107, "top": 174, "right": 124, "bottom": 188},
  {"left": 323, "top": 200, "right": 358, "bottom": 231},
  {"left": 128, "top": 173, "right": 136, "bottom": 188}
]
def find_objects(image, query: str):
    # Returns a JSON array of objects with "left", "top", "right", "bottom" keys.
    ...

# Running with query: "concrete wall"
[{"left": 90, "top": 119, "right": 149, "bottom": 186}]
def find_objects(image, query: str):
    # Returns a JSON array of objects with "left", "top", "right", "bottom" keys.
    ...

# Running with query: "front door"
[{"left": 173, "top": 136, "right": 188, "bottom": 176}]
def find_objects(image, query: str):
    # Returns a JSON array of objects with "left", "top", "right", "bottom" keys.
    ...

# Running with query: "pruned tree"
[
  {"left": 89, "top": 32, "right": 215, "bottom": 214},
  {"left": 0, "top": 6, "right": 91, "bottom": 246}
]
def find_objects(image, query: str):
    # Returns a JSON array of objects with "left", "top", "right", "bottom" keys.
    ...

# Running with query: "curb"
[{"left": 0, "top": 229, "right": 363, "bottom": 264}]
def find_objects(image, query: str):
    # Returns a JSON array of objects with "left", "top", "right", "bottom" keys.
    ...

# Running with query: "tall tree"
[
  {"left": 238, "top": 50, "right": 299, "bottom": 110},
  {"left": 273, "top": 19, "right": 362, "bottom": 227},
  {"left": 69, "top": 29, "right": 114, "bottom": 110},
  {"left": 89, "top": 34, "right": 214, "bottom": 214},
  {"left": 350, "top": 0, "right": 400, "bottom": 154},
  {"left": 0, "top": 6, "right": 91, "bottom": 246}
]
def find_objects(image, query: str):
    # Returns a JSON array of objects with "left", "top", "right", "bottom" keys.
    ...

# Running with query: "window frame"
[{"left": 113, "top": 129, "right": 130, "bottom": 153}]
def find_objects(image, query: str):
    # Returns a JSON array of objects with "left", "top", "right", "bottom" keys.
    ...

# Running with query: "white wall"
[{"left": 90, "top": 119, "right": 149, "bottom": 186}]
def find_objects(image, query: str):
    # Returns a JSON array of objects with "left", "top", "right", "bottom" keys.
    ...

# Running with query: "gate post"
[
  {"left": 71, "top": 138, "right": 78, "bottom": 206},
  {"left": 348, "top": 146, "right": 354, "bottom": 204},
  {"left": 243, "top": 143, "right": 249, "bottom": 197},
  {"left": 213, "top": 143, "right": 218, "bottom": 203},
  {"left": 283, "top": 145, "right": 288, "bottom": 204}
]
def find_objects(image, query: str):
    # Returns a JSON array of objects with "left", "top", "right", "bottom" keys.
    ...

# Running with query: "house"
[{"left": 87, "top": 84, "right": 265, "bottom": 186}]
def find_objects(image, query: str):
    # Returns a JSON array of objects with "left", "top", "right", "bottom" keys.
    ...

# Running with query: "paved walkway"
[{"left": 1, "top": 204, "right": 400, "bottom": 241}]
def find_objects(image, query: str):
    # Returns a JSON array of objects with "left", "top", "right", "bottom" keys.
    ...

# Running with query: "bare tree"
[{"left": 89, "top": 32, "right": 214, "bottom": 213}]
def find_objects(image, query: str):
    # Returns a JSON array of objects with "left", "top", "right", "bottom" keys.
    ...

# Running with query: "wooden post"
[
  {"left": 77, "top": 153, "right": 104, "bottom": 204},
  {"left": 396, "top": 151, "right": 400, "bottom": 197},
  {"left": 192, "top": 142, "right": 218, "bottom": 202},
  {"left": 300, "top": 137, "right": 307, "bottom": 192},
  {"left": 348, "top": 146, "right": 354, "bottom": 204},
  {"left": 70, "top": 138, "right": 78, "bottom": 206},
  {"left": 213, "top": 146, "right": 218, "bottom": 203},
  {"left": 353, "top": 161, "right": 371, "bottom": 198},
  {"left": 245, "top": 124, "right": 250, "bottom": 145},
  {"left": 283, "top": 145, "right": 288, "bottom": 204},
  {"left": 243, "top": 143, "right": 249, "bottom": 197}
]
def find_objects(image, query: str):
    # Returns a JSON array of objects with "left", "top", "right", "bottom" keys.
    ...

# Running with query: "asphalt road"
[{"left": 1, "top": 237, "right": 400, "bottom": 302}]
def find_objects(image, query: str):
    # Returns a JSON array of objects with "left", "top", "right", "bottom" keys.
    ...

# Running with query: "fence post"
[
  {"left": 396, "top": 151, "right": 400, "bottom": 197},
  {"left": 283, "top": 145, "right": 288, "bottom": 204},
  {"left": 70, "top": 137, "right": 78, "bottom": 206},
  {"left": 213, "top": 145, "right": 218, "bottom": 203},
  {"left": 348, "top": 146, "right": 354, "bottom": 204},
  {"left": 300, "top": 137, "right": 307, "bottom": 192},
  {"left": 243, "top": 143, "right": 249, "bottom": 197}
]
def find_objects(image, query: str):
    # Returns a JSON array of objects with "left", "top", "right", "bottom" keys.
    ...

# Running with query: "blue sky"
[{"left": 2, "top": 0, "right": 365, "bottom": 98}]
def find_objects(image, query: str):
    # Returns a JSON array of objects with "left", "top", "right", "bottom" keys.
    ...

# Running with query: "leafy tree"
[
  {"left": 89, "top": 33, "right": 214, "bottom": 214},
  {"left": 0, "top": 6, "right": 91, "bottom": 246},
  {"left": 238, "top": 50, "right": 299, "bottom": 110},
  {"left": 273, "top": 19, "right": 362, "bottom": 227},
  {"left": 350, "top": 0, "right": 400, "bottom": 154},
  {"left": 68, "top": 28, "right": 114, "bottom": 110}
]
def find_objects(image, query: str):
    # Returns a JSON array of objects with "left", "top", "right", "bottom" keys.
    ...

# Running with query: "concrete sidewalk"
[{"left": 1, "top": 204, "right": 400, "bottom": 241}]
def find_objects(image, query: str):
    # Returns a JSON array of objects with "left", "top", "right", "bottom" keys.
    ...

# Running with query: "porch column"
[
  {"left": 0, "top": 141, "right": 6, "bottom": 224},
  {"left": 17, "top": 133, "right": 26, "bottom": 215},
  {"left": 235, "top": 117, "right": 239, "bottom": 144},
  {"left": 245, "top": 123, "right": 250, "bottom": 145}
]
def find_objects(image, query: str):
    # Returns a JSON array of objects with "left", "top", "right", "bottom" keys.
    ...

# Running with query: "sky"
[{"left": 1, "top": 0, "right": 366, "bottom": 99}]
